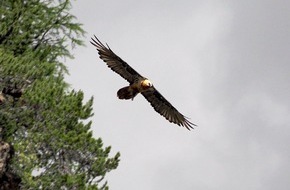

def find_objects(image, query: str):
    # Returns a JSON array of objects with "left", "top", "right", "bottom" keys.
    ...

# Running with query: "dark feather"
[
  {"left": 91, "top": 36, "right": 196, "bottom": 130},
  {"left": 142, "top": 87, "right": 196, "bottom": 130},
  {"left": 90, "top": 36, "right": 143, "bottom": 83}
]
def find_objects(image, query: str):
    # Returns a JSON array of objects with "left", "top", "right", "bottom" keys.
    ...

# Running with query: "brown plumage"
[
  {"left": 90, "top": 36, "right": 196, "bottom": 130},
  {"left": 117, "top": 86, "right": 138, "bottom": 100}
]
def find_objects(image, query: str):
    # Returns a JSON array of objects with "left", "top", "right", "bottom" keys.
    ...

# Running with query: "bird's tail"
[{"left": 117, "top": 86, "right": 138, "bottom": 100}]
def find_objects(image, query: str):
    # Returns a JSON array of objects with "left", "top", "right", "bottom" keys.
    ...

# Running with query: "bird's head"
[{"left": 141, "top": 79, "right": 153, "bottom": 89}]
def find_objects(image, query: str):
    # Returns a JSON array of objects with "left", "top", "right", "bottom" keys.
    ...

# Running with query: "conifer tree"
[{"left": 0, "top": 0, "right": 120, "bottom": 189}]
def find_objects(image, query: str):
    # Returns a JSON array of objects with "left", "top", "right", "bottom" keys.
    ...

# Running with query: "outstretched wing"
[
  {"left": 142, "top": 87, "right": 196, "bottom": 130},
  {"left": 90, "top": 35, "right": 143, "bottom": 83}
]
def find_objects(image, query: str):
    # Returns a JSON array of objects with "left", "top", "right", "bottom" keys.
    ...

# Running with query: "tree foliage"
[{"left": 0, "top": 0, "right": 120, "bottom": 189}]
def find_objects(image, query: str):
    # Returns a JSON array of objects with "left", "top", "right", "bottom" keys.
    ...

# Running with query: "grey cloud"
[{"left": 67, "top": 1, "right": 290, "bottom": 189}]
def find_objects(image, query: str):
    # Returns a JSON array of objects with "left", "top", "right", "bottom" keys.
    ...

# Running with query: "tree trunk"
[{"left": 0, "top": 141, "right": 21, "bottom": 190}]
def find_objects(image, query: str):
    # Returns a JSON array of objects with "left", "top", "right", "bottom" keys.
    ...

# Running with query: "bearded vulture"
[{"left": 91, "top": 36, "right": 196, "bottom": 130}]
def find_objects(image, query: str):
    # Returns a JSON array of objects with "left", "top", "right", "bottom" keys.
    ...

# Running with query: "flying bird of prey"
[{"left": 90, "top": 36, "right": 196, "bottom": 130}]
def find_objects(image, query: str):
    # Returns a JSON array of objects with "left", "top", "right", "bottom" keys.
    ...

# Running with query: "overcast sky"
[{"left": 66, "top": 1, "right": 290, "bottom": 189}]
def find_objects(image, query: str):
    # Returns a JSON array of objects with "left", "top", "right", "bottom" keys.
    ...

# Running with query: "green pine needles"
[{"left": 0, "top": 0, "right": 120, "bottom": 189}]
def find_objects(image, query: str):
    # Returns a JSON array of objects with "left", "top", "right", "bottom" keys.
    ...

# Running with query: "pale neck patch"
[{"left": 141, "top": 79, "right": 153, "bottom": 89}]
